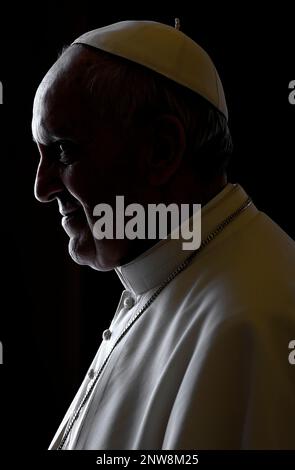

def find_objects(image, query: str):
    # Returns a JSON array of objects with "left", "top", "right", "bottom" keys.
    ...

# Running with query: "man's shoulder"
[
  {"left": 193, "top": 208, "right": 295, "bottom": 290},
  {"left": 176, "top": 209, "right": 295, "bottom": 326}
]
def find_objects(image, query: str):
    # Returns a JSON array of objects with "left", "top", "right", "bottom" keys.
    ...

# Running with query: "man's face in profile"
[{"left": 32, "top": 46, "right": 151, "bottom": 271}]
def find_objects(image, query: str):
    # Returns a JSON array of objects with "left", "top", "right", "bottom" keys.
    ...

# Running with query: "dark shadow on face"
[{"left": 32, "top": 46, "right": 162, "bottom": 270}]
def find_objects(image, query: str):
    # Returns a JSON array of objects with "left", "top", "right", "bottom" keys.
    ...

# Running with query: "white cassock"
[{"left": 49, "top": 183, "right": 295, "bottom": 449}]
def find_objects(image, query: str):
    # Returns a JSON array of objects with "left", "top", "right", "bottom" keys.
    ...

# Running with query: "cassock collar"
[{"left": 115, "top": 183, "right": 254, "bottom": 295}]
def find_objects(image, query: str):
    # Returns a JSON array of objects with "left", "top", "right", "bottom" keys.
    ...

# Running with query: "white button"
[
  {"left": 102, "top": 329, "right": 112, "bottom": 340},
  {"left": 88, "top": 369, "right": 95, "bottom": 379},
  {"left": 124, "top": 295, "right": 135, "bottom": 309}
]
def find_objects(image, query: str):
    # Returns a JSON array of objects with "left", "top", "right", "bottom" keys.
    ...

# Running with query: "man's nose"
[{"left": 34, "top": 157, "right": 64, "bottom": 203}]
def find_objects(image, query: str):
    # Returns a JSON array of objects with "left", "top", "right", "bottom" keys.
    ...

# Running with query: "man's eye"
[{"left": 57, "top": 142, "right": 76, "bottom": 165}]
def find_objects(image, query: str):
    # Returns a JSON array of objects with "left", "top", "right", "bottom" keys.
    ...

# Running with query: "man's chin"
[{"left": 68, "top": 237, "right": 118, "bottom": 271}]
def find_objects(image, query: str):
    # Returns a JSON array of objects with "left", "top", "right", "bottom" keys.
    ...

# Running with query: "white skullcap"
[{"left": 72, "top": 20, "right": 228, "bottom": 120}]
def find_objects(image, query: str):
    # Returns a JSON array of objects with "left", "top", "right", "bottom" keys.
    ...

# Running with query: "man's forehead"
[
  {"left": 38, "top": 47, "right": 88, "bottom": 99},
  {"left": 32, "top": 47, "right": 94, "bottom": 143}
]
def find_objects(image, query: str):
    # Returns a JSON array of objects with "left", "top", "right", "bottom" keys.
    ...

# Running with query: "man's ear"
[{"left": 147, "top": 114, "right": 186, "bottom": 186}]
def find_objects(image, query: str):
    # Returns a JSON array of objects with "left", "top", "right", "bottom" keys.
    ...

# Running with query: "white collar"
[{"left": 115, "top": 183, "right": 255, "bottom": 295}]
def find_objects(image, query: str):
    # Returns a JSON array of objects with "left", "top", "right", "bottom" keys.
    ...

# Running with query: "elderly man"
[{"left": 32, "top": 20, "right": 295, "bottom": 450}]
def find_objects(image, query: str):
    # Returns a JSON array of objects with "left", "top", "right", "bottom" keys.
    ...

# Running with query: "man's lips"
[
  {"left": 60, "top": 208, "right": 81, "bottom": 217},
  {"left": 59, "top": 207, "right": 82, "bottom": 217}
]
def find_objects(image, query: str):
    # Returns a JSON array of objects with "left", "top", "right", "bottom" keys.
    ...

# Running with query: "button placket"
[{"left": 87, "top": 291, "right": 138, "bottom": 388}]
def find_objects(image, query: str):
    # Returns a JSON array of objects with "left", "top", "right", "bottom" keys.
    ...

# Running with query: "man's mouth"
[
  {"left": 61, "top": 207, "right": 84, "bottom": 222},
  {"left": 60, "top": 208, "right": 81, "bottom": 218},
  {"left": 61, "top": 206, "right": 86, "bottom": 234},
  {"left": 58, "top": 196, "right": 83, "bottom": 218}
]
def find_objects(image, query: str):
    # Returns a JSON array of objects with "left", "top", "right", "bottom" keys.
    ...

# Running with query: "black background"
[{"left": 0, "top": 2, "right": 294, "bottom": 452}]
